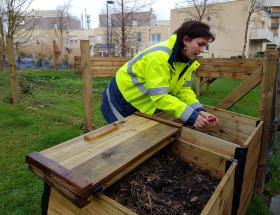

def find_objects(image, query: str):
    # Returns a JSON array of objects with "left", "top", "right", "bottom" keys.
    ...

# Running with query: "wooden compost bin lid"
[{"left": 26, "top": 114, "right": 182, "bottom": 208}]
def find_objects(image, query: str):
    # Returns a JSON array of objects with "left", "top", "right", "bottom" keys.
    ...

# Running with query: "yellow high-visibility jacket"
[{"left": 115, "top": 34, "right": 204, "bottom": 124}]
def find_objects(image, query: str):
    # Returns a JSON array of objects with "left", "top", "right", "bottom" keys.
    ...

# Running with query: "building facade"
[{"left": 171, "top": 0, "right": 280, "bottom": 58}]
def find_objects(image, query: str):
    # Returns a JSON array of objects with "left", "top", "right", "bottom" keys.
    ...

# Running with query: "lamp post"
[{"left": 106, "top": 0, "right": 114, "bottom": 56}]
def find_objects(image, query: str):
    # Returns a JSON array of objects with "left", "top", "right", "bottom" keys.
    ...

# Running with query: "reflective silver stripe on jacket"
[
  {"left": 127, "top": 46, "right": 171, "bottom": 96},
  {"left": 180, "top": 106, "right": 194, "bottom": 122},
  {"left": 106, "top": 84, "right": 124, "bottom": 120},
  {"left": 191, "top": 102, "right": 203, "bottom": 110},
  {"left": 148, "top": 87, "right": 169, "bottom": 96},
  {"left": 183, "top": 81, "right": 192, "bottom": 87}
]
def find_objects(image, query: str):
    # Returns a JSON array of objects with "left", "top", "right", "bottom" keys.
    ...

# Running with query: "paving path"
[{"left": 270, "top": 194, "right": 280, "bottom": 215}]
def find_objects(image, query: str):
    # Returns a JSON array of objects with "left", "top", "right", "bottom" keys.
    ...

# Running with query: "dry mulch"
[{"left": 105, "top": 149, "right": 220, "bottom": 215}]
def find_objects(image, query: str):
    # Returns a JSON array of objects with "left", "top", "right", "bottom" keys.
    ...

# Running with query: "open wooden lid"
[{"left": 26, "top": 114, "right": 182, "bottom": 208}]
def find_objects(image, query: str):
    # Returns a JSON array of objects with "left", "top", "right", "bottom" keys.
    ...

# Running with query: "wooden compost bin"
[
  {"left": 26, "top": 114, "right": 241, "bottom": 215},
  {"left": 157, "top": 106, "right": 263, "bottom": 215}
]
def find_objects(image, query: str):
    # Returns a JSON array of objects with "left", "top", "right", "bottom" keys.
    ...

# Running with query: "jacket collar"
[{"left": 168, "top": 35, "right": 196, "bottom": 70}]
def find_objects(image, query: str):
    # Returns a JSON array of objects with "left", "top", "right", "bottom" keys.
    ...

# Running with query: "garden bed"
[{"left": 105, "top": 149, "right": 219, "bottom": 215}]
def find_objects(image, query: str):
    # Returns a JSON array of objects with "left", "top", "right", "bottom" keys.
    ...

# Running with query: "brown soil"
[{"left": 105, "top": 149, "right": 220, "bottom": 215}]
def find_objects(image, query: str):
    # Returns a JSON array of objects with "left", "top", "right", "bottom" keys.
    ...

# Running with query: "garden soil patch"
[{"left": 105, "top": 149, "right": 220, "bottom": 215}]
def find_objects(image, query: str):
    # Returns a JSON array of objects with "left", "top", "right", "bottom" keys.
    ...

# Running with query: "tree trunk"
[
  {"left": 121, "top": 3, "right": 126, "bottom": 57},
  {"left": 6, "top": 36, "right": 20, "bottom": 104},
  {"left": 242, "top": 12, "right": 252, "bottom": 58},
  {"left": 0, "top": 17, "right": 5, "bottom": 73}
]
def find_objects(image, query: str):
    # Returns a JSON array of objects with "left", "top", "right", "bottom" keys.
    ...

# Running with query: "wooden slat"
[
  {"left": 198, "top": 58, "right": 265, "bottom": 66},
  {"left": 41, "top": 116, "right": 156, "bottom": 165},
  {"left": 217, "top": 67, "right": 262, "bottom": 110},
  {"left": 205, "top": 106, "right": 258, "bottom": 132},
  {"left": 92, "top": 61, "right": 127, "bottom": 66},
  {"left": 180, "top": 127, "right": 237, "bottom": 157},
  {"left": 48, "top": 189, "right": 136, "bottom": 215},
  {"left": 201, "top": 162, "right": 237, "bottom": 215},
  {"left": 196, "top": 71, "right": 253, "bottom": 80},
  {"left": 171, "top": 139, "right": 230, "bottom": 178},
  {"left": 238, "top": 121, "right": 263, "bottom": 215},
  {"left": 256, "top": 53, "right": 278, "bottom": 193}
]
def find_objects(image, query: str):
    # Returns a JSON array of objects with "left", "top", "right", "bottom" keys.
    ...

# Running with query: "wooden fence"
[{"left": 74, "top": 56, "right": 129, "bottom": 77}]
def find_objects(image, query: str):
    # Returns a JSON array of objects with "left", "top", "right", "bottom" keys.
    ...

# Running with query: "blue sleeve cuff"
[
  {"left": 183, "top": 110, "right": 199, "bottom": 126},
  {"left": 195, "top": 107, "right": 206, "bottom": 112}
]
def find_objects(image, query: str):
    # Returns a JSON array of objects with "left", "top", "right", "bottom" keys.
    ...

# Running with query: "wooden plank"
[
  {"left": 195, "top": 126, "right": 248, "bottom": 146},
  {"left": 41, "top": 116, "right": 158, "bottom": 167},
  {"left": 199, "top": 58, "right": 265, "bottom": 66},
  {"left": 217, "top": 67, "right": 262, "bottom": 110},
  {"left": 84, "top": 124, "right": 119, "bottom": 141},
  {"left": 196, "top": 71, "right": 252, "bottom": 80},
  {"left": 134, "top": 112, "right": 183, "bottom": 128},
  {"left": 92, "top": 61, "right": 127, "bottom": 66},
  {"left": 180, "top": 127, "right": 237, "bottom": 157},
  {"left": 91, "top": 57, "right": 130, "bottom": 62},
  {"left": 92, "top": 65, "right": 123, "bottom": 70},
  {"left": 48, "top": 189, "right": 136, "bottom": 215},
  {"left": 201, "top": 162, "right": 237, "bottom": 215},
  {"left": 72, "top": 122, "right": 180, "bottom": 186},
  {"left": 205, "top": 106, "right": 258, "bottom": 131},
  {"left": 80, "top": 40, "right": 93, "bottom": 131},
  {"left": 238, "top": 121, "right": 263, "bottom": 214},
  {"left": 171, "top": 139, "right": 230, "bottom": 178}
]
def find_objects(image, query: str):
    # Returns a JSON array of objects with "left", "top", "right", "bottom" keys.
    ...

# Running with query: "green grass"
[
  {"left": 0, "top": 69, "right": 110, "bottom": 215},
  {"left": 0, "top": 70, "right": 278, "bottom": 215}
]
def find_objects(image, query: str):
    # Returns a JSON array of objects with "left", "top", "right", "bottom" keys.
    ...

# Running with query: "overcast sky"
[{"left": 30, "top": 0, "right": 185, "bottom": 28}]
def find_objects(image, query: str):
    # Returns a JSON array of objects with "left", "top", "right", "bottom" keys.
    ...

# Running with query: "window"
[
  {"left": 132, "top": 20, "right": 138, "bottom": 26},
  {"left": 97, "top": 35, "right": 102, "bottom": 43},
  {"left": 136, "top": 32, "right": 141, "bottom": 42},
  {"left": 150, "top": 33, "right": 160, "bottom": 42}
]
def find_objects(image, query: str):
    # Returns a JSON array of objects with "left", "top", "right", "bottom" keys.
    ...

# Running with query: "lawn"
[{"left": 0, "top": 69, "right": 278, "bottom": 215}]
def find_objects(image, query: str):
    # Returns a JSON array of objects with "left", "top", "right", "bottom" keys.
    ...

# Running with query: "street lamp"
[{"left": 106, "top": 0, "right": 114, "bottom": 56}]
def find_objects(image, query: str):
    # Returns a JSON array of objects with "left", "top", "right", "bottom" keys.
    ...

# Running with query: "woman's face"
[{"left": 182, "top": 36, "right": 211, "bottom": 60}]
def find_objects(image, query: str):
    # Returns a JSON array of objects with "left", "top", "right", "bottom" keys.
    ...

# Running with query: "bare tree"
[
  {"left": 1, "top": 0, "right": 33, "bottom": 104},
  {"left": 185, "top": 0, "right": 218, "bottom": 21},
  {"left": 109, "top": 0, "right": 154, "bottom": 57},
  {"left": 54, "top": 1, "right": 72, "bottom": 55},
  {"left": 242, "top": 0, "right": 266, "bottom": 58},
  {"left": 0, "top": 8, "right": 5, "bottom": 73}
]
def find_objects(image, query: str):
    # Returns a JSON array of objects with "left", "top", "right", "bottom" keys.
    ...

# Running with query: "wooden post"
[
  {"left": 80, "top": 40, "right": 93, "bottom": 131},
  {"left": 196, "top": 76, "right": 202, "bottom": 96},
  {"left": 6, "top": 36, "right": 20, "bottom": 104},
  {"left": 255, "top": 51, "right": 278, "bottom": 194},
  {"left": 52, "top": 40, "right": 60, "bottom": 71}
]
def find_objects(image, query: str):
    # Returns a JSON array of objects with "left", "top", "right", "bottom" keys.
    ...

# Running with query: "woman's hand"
[
  {"left": 199, "top": 111, "right": 219, "bottom": 127},
  {"left": 193, "top": 114, "right": 210, "bottom": 128}
]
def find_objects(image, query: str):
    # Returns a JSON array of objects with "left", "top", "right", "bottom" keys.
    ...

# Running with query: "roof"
[
  {"left": 264, "top": 0, "right": 280, "bottom": 7},
  {"left": 29, "top": 10, "right": 80, "bottom": 21}
]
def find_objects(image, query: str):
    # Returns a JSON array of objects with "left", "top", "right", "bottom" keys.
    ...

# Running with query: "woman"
[{"left": 101, "top": 20, "right": 218, "bottom": 128}]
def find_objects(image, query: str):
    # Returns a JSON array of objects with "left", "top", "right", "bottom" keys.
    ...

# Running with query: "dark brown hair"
[{"left": 174, "top": 20, "right": 215, "bottom": 47}]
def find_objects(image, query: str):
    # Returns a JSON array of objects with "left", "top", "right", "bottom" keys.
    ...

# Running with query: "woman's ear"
[{"left": 182, "top": 35, "right": 191, "bottom": 46}]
